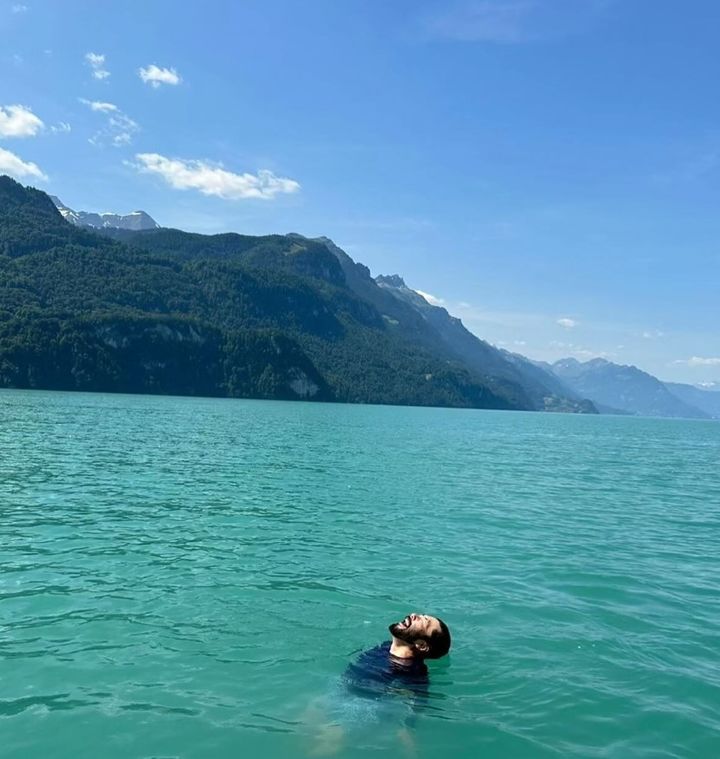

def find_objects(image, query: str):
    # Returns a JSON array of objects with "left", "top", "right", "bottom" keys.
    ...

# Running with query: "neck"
[{"left": 389, "top": 636, "right": 418, "bottom": 659}]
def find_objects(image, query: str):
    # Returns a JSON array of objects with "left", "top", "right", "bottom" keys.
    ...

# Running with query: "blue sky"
[{"left": 2, "top": 0, "right": 718, "bottom": 384}]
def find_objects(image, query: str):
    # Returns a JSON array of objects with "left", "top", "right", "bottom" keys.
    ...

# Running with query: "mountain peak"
[
  {"left": 375, "top": 274, "right": 407, "bottom": 289},
  {"left": 552, "top": 357, "right": 709, "bottom": 419},
  {"left": 50, "top": 196, "right": 160, "bottom": 231}
]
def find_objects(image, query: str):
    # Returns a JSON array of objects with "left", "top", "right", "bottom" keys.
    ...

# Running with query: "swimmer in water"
[
  {"left": 346, "top": 612, "right": 452, "bottom": 692},
  {"left": 309, "top": 613, "right": 451, "bottom": 756}
]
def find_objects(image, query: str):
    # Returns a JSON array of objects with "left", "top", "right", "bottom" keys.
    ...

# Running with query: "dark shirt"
[{"left": 343, "top": 641, "right": 429, "bottom": 704}]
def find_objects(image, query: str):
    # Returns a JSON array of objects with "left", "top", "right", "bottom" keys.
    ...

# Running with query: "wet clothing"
[
  {"left": 344, "top": 641, "right": 429, "bottom": 701},
  {"left": 324, "top": 642, "right": 428, "bottom": 729}
]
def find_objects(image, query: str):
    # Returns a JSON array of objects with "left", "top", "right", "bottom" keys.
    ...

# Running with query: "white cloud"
[
  {"left": 138, "top": 64, "right": 181, "bottom": 88},
  {"left": 416, "top": 289, "right": 445, "bottom": 306},
  {"left": 85, "top": 51, "right": 110, "bottom": 80},
  {"left": 99, "top": 113, "right": 139, "bottom": 146},
  {"left": 642, "top": 329, "right": 664, "bottom": 339},
  {"left": 0, "top": 104, "right": 44, "bottom": 138},
  {"left": 79, "top": 98, "right": 119, "bottom": 113},
  {"left": 0, "top": 146, "right": 46, "bottom": 180},
  {"left": 50, "top": 121, "right": 71, "bottom": 134},
  {"left": 673, "top": 357, "right": 720, "bottom": 367},
  {"left": 133, "top": 153, "right": 301, "bottom": 200},
  {"left": 11, "top": 4, "right": 28, "bottom": 12},
  {"left": 106, "top": 115, "right": 139, "bottom": 145},
  {"left": 80, "top": 99, "right": 138, "bottom": 147},
  {"left": 557, "top": 317, "right": 577, "bottom": 328}
]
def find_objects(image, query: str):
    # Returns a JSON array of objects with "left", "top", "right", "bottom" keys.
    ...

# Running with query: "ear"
[{"left": 414, "top": 638, "right": 430, "bottom": 655}]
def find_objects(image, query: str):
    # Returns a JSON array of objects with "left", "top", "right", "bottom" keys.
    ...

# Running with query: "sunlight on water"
[{"left": 1, "top": 390, "right": 719, "bottom": 758}]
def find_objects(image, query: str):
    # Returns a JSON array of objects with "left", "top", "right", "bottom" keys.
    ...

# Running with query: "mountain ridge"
[
  {"left": 372, "top": 271, "right": 595, "bottom": 414},
  {"left": 0, "top": 175, "right": 522, "bottom": 410},
  {"left": 663, "top": 381, "right": 720, "bottom": 419},
  {"left": 551, "top": 358, "right": 710, "bottom": 419},
  {"left": 50, "top": 195, "right": 160, "bottom": 231},
  {"left": 2, "top": 176, "right": 709, "bottom": 419}
]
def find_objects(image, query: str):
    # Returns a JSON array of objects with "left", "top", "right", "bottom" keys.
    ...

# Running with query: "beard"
[{"left": 389, "top": 614, "right": 414, "bottom": 641}]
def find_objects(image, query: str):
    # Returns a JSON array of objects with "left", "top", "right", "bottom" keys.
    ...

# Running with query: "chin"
[{"left": 389, "top": 615, "right": 413, "bottom": 640}]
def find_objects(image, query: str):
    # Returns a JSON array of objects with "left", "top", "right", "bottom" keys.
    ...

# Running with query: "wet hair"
[{"left": 425, "top": 618, "right": 451, "bottom": 659}]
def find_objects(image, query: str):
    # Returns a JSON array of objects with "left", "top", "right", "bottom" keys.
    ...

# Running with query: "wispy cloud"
[
  {"left": 79, "top": 98, "right": 118, "bottom": 113},
  {"left": 85, "top": 51, "right": 110, "bottom": 80},
  {"left": 557, "top": 317, "right": 577, "bottom": 329},
  {"left": 0, "top": 104, "right": 43, "bottom": 138},
  {"left": 421, "top": 0, "right": 613, "bottom": 44},
  {"left": 0, "top": 146, "right": 46, "bottom": 180},
  {"left": 416, "top": 289, "right": 445, "bottom": 306},
  {"left": 642, "top": 329, "right": 664, "bottom": 339},
  {"left": 673, "top": 356, "right": 720, "bottom": 367},
  {"left": 50, "top": 121, "right": 71, "bottom": 134},
  {"left": 80, "top": 98, "right": 138, "bottom": 146},
  {"left": 132, "top": 153, "right": 301, "bottom": 200},
  {"left": 11, "top": 4, "right": 29, "bottom": 13},
  {"left": 138, "top": 64, "right": 181, "bottom": 88}
]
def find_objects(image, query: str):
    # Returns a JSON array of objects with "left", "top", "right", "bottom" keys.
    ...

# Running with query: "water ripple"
[{"left": 1, "top": 391, "right": 719, "bottom": 758}]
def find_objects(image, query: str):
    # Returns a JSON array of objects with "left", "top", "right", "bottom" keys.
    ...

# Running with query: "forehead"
[{"left": 423, "top": 615, "right": 442, "bottom": 635}]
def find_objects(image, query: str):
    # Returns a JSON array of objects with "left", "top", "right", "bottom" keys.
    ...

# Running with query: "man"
[
  {"left": 309, "top": 612, "right": 451, "bottom": 755},
  {"left": 344, "top": 612, "right": 452, "bottom": 699}
]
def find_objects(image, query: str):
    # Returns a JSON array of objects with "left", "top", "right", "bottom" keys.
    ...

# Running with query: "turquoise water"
[{"left": 2, "top": 390, "right": 719, "bottom": 758}]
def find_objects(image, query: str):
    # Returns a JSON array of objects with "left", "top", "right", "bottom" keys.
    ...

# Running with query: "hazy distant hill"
[
  {"left": 552, "top": 358, "right": 709, "bottom": 419},
  {"left": 664, "top": 382, "right": 720, "bottom": 419}
]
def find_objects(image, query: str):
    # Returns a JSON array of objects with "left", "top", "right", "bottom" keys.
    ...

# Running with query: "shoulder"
[{"left": 354, "top": 641, "right": 391, "bottom": 667}]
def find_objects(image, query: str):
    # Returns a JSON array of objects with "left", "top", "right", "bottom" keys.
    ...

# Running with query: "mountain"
[
  {"left": 0, "top": 175, "right": 526, "bottom": 410},
  {"left": 50, "top": 195, "right": 159, "bottom": 231},
  {"left": 103, "top": 230, "right": 595, "bottom": 413},
  {"left": 372, "top": 273, "right": 596, "bottom": 413},
  {"left": 664, "top": 382, "right": 720, "bottom": 419},
  {"left": 97, "top": 227, "right": 535, "bottom": 410},
  {"left": 551, "top": 358, "right": 710, "bottom": 419},
  {"left": 497, "top": 352, "right": 597, "bottom": 413}
]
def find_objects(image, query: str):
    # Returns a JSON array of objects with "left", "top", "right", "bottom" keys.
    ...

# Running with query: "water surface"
[{"left": 2, "top": 390, "right": 719, "bottom": 757}]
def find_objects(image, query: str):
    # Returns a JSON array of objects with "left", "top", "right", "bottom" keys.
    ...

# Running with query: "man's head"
[{"left": 389, "top": 612, "right": 451, "bottom": 660}]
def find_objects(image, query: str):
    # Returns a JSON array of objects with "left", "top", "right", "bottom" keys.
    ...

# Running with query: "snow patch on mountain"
[{"left": 50, "top": 195, "right": 159, "bottom": 231}]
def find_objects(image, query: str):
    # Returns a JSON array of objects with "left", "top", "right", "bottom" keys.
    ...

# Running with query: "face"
[{"left": 389, "top": 612, "right": 442, "bottom": 644}]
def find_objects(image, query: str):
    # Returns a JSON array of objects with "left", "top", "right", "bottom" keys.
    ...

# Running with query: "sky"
[{"left": 2, "top": 0, "right": 719, "bottom": 384}]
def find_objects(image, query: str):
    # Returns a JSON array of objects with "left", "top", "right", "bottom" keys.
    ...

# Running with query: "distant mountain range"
[
  {"left": 550, "top": 358, "right": 718, "bottom": 419},
  {"left": 50, "top": 196, "right": 159, "bottom": 231},
  {"left": 0, "top": 175, "right": 594, "bottom": 411},
  {"left": 662, "top": 382, "right": 720, "bottom": 419},
  {"left": 0, "top": 175, "right": 714, "bottom": 419}
]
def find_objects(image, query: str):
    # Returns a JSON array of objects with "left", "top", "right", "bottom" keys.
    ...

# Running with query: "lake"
[{"left": 2, "top": 390, "right": 719, "bottom": 758}]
